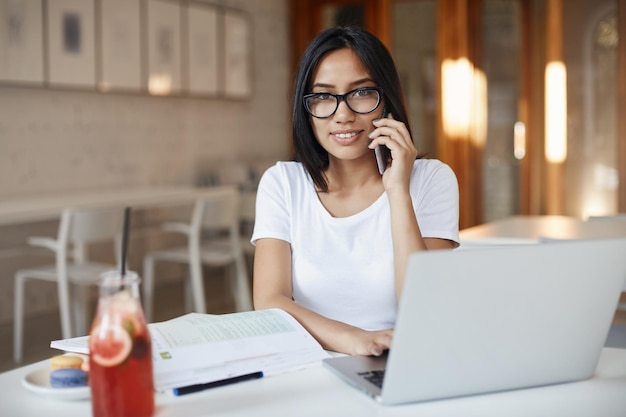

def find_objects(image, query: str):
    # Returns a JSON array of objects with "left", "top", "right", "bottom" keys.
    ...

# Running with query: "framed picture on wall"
[
  {"left": 0, "top": 0, "right": 44, "bottom": 84},
  {"left": 186, "top": 2, "right": 219, "bottom": 96},
  {"left": 98, "top": 0, "right": 143, "bottom": 92},
  {"left": 146, "top": 0, "right": 182, "bottom": 95},
  {"left": 46, "top": 0, "right": 96, "bottom": 88},
  {"left": 223, "top": 9, "right": 252, "bottom": 99}
]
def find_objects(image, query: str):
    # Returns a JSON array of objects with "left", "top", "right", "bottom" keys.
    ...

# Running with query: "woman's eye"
[
  {"left": 353, "top": 88, "right": 372, "bottom": 97},
  {"left": 316, "top": 93, "right": 332, "bottom": 101}
]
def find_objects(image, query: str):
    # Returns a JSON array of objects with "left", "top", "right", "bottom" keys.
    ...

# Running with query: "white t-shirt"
[{"left": 251, "top": 160, "right": 459, "bottom": 330}]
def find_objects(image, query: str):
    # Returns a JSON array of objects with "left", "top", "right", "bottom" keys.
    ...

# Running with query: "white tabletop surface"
[
  {"left": 1, "top": 348, "right": 626, "bottom": 417},
  {"left": 459, "top": 215, "right": 626, "bottom": 243},
  {"left": 0, "top": 186, "right": 234, "bottom": 226}
]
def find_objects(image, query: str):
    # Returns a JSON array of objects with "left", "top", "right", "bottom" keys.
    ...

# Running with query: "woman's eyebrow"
[
  {"left": 310, "top": 82, "right": 334, "bottom": 90},
  {"left": 310, "top": 78, "right": 375, "bottom": 90},
  {"left": 350, "top": 77, "right": 375, "bottom": 86}
]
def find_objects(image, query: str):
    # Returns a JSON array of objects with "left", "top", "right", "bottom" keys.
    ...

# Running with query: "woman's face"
[{"left": 308, "top": 48, "right": 384, "bottom": 166}]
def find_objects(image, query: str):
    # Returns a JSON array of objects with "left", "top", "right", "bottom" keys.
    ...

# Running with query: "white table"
[
  {"left": 458, "top": 215, "right": 626, "bottom": 297},
  {"left": 459, "top": 215, "right": 626, "bottom": 244},
  {"left": 1, "top": 348, "right": 625, "bottom": 417},
  {"left": 0, "top": 186, "right": 236, "bottom": 226}
]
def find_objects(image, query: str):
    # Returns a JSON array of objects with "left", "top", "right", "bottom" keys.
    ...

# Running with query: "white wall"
[
  {"left": 0, "top": 0, "right": 291, "bottom": 324},
  {"left": 0, "top": 0, "right": 291, "bottom": 198}
]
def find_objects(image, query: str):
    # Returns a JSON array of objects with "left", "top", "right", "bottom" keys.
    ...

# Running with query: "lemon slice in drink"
[{"left": 91, "top": 323, "right": 133, "bottom": 367}]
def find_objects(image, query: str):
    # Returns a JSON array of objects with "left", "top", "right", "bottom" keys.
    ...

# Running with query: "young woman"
[{"left": 252, "top": 27, "right": 459, "bottom": 356}]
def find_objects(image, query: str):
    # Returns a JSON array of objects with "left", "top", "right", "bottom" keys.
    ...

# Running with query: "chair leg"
[
  {"left": 13, "top": 273, "right": 26, "bottom": 363},
  {"left": 72, "top": 285, "right": 90, "bottom": 336},
  {"left": 233, "top": 253, "right": 253, "bottom": 312},
  {"left": 56, "top": 267, "right": 73, "bottom": 340},
  {"left": 189, "top": 243, "right": 207, "bottom": 314},
  {"left": 142, "top": 255, "right": 156, "bottom": 322},
  {"left": 183, "top": 269, "right": 193, "bottom": 313}
]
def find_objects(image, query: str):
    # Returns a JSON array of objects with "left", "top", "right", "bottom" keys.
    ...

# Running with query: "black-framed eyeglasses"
[{"left": 303, "top": 86, "right": 383, "bottom": 119}]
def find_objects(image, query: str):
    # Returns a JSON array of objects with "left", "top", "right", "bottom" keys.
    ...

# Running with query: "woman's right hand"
[
  {"left": 348, "top": 328, "right": 394, "bottom": 356},
  {"left": 368, "top": 113, "right": 417, "bottom": 196}
]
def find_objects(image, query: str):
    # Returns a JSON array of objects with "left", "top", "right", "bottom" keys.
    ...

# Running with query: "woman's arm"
[
  {"left": 369, "top": 115, "right": 457, "bottom": 299},
  {"left": 253, "top": 237, "right": 392, "bottom": 356},
  {"left": 387, "top": 193, "right": 456, "bottom": 298}
]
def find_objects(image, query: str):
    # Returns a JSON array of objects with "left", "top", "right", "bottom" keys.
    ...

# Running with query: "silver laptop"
[{"left": 323, "top": 238, "right": 626, "bottom": 405}]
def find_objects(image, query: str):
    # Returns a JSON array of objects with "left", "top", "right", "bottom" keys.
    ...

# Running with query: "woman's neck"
[
  {"left": 323, "top": 157, "right": 381, "bottom": 195},
  {"left": 316, "top": 158, "right": 384, "bottom": 217}
]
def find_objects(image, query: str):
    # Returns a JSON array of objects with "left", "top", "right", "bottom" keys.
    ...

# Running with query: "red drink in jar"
[{"left": 89, "top": 271, "right": 154, "bottom": 417}]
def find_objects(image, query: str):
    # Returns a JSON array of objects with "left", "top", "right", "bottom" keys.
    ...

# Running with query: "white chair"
[
  {"left": 207, "top": 161, "right": 260, "bottom": 262},
  {"left": 13, "top": 206, "right": 124, "bottom": 363},
  {"left": 142, "top": 186, "right": 252, "bottom": 321}
]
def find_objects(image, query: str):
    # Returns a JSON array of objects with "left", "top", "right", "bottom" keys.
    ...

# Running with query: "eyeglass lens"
[{"left": 306, "top": 88, "right": 381, "bottom": 118}]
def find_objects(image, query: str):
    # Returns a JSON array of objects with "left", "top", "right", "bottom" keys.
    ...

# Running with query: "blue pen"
[{"left": 173, "top": 371, "right": 264, "bottom": 396}]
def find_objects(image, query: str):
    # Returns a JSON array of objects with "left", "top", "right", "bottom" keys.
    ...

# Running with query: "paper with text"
[{"left": 51, "top": 308, "right": 329, "bottom": 392}]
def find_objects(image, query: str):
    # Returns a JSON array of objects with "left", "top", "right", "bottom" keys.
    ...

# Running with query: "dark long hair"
[{"left": 292, "top": 26, "right": 412, "bottom": 193}]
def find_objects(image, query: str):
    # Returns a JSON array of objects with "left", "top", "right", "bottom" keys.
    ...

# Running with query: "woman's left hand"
[{"left": 368, "top": 113, "right": 417, "bottom": 194}]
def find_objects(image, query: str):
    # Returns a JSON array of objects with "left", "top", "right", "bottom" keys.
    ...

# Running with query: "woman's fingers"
[
  {"left": 353, "top": 329, "right": 394, "bottom": 356},
  {"left": 368, "top": 128, "right": 417, "bottom": 162},
  {"left": 369, "top": 119, "right": 415, "bottom": 152},
  {"left": 370, "top": 330, "right": 393, "bottom": 356}
]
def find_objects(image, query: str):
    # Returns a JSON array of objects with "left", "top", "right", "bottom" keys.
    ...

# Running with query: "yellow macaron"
[{"left": 50, "top": 354, "right": 84, "bottom": 371}]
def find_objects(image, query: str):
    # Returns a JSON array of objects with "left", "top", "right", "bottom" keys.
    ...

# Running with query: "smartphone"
[{"left": 374, "top": 107, "right": 391, "bottom": 175}]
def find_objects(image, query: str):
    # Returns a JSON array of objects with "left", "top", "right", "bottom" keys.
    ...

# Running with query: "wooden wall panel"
[
  {"left": 436, "top": 0, "right": 483, "bottom": 229},
  {"left": 544, "top": 0, "right": 565, "bottom": 215},
  {"left": 617, "top": 0, "right": 626, "bottom": 213}
]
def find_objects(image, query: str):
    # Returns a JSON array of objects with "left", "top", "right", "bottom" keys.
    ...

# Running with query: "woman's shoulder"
[
  {"left": 410, "top": 158, "right": 458, "bottom": 192},
  {"left": 262, "top": 160, "right": 307, "bottom": 179},
  {"left": 412, "top": 158, "right": 456, "bottom": 177},
  {"left": 259, "top": 160, "right": 311, "bottom": 190}
]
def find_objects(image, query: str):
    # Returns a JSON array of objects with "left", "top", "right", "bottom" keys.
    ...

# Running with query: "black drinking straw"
[{"left": 120, "top": 207, "right": 132, "bottom": 278}]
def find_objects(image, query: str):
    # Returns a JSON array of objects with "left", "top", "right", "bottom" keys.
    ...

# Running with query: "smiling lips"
[{"left": 332, "top": 130, "right": 363, "bottom": 145}]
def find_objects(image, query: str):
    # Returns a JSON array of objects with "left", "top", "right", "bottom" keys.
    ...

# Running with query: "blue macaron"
[{"left": 50, "top": 368, "right": 88, "bottom": 388}]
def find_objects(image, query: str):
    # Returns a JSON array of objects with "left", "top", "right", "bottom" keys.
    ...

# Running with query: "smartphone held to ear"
[
  {"left": 374, "top": 106, "right": 391, "bottom": 175},
  {"left": 374, "top": 145, "right": 391, "bottom": 175}
]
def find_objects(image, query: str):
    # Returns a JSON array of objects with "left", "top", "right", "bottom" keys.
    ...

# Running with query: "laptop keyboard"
[{"left": 358, "top": 370, "right": 385, "bottom": 388}]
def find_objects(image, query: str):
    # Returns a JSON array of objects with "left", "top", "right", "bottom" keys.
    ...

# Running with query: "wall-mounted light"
[
  {"left": 442, "top": 58, "right": 472, "bottom": 139},
  {"left": 148, "top": 74, "right": 172, "bottom": 96},
  {"left": 514, "top": 121, "right": 526, "bottom": 160},
  {"left": 441, "top": 57, "right": 487, "bottom": 147},
  {"left": 97, "top": 82, "right": 112, "bottom": 93},
  {"left": 545, "top": 61, "right": 567, "bottom": 163},
  {"left": 471, "top": 69, "right": 487, "bottom": 148}
]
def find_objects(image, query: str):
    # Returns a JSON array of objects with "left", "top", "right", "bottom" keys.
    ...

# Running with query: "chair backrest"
[
  {"left": 191, "top": 187, "right": 241, "bottom": 232},
  {"left": 57, "top": 206, "right": 125, "bottom": 264}
]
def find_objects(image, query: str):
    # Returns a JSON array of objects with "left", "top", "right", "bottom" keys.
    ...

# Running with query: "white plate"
[{"left": 22, "top": 368, "right": 90, "bottom": 401}]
